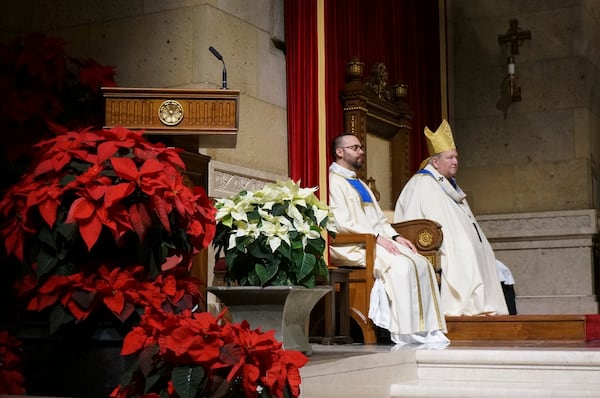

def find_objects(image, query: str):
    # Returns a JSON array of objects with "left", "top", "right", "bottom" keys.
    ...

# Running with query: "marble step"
[
  {"left": 390, "top": 347, "right": 600, "bottom": 398},
  {"left": 299, "top": 349, "right": 417, "bottom": 398},
  {"left": 390, "top": 380, "right": 598, "bottom": 398}
]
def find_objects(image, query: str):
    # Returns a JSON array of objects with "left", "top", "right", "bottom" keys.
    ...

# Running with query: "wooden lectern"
[
  {"left": 102, "top": 87, "right": 239, "bottom": 150},
  {"left": 102, "top": 87, "right": 240, "bottom": 298}
]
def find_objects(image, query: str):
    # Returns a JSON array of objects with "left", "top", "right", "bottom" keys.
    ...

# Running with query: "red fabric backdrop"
[
  {"left": 284, "top": 0, "right": 320, "bottom": 189},
  {"left": 286, "top": 0, "right": 443, "bottom": 188}
]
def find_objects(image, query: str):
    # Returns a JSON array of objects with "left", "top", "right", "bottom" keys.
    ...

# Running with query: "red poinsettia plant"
[
  {"left": 0, "top": 126, "right": 217, "bottom": 332},
  {"left": 111, "top": 307, "right": 308, "bottom": 398}
]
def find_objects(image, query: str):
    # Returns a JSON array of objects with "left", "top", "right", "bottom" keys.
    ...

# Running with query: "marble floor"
[{"left": 305, "top": 338, "right": 600, "bottom": 365}]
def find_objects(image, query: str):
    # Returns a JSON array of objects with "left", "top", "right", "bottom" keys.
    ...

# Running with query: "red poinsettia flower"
[
  {"left": 25, "top": 179, "right": 62, "bottom": 228},
  {"left": 32, "top": 130, "right": 101, "bottom": 177},
  {"left": 114, "top": 308, "right": 308, "bottom": 398}
]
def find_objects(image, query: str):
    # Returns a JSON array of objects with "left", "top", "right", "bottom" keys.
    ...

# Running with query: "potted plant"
[
  {"left": 212, "top": 179, "right": 335, "bottom": 288},
  {"left": 210, "top": 180, "right": 336, "bottom": 353}
]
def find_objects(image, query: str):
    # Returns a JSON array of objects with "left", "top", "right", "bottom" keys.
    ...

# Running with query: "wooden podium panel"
[{"left": 102, "top": 87, "right": 239, "bottom": 150}]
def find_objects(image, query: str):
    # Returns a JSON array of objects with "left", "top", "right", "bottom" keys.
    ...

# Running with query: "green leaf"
[
  {"left": 49, "top": 305, "right": 75, "bottom": 335},
  {"left": 36, "top": 246, "right": 58, "bottom": 279},
  {"left": 297, "top": 252, "right": 316, "bottom": 281},
  {"left": 255, "top": 261, "right": 278, "bottom": 284},
  {"left": 56, "top": 222, "right": 78, "bottom": 241},
  {"left": 38, "top": 227, "right": 57, "bottom": 250},
  {"left": 305, "top": 236, "right": 325, "bottom": 255},
  {"left": 290, "top": 237, "right": 303, "bottom": 251},
  {"left": 221, "top": 214, "right": 234, "bottom": 228},
  {"left": 247, "top": 209, "right": 262, "bottom": 223},
  {"left": 271, "top": 203, "right": 286, "bottom": 216},
  {"left": 144, "top": 370, "right": 165, "bottom": 394},
  {"left": 248, "top": 242, "right": 271, "bottom": 259},
  {"left": 300, "top": 274, "right": 316, "bottom": 288},
  {"left": 171, "top": 365, "right": 207, "bottom": 398},
  {"left": 119, "top": 354, "right": 140, "bottom": 389}
]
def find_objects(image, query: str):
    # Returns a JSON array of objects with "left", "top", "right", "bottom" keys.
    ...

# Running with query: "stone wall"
[
  {"left": 480, "top": 209, "right": 599, "bottom": 314},
  {"left": 1, "top": 0, "right": 289, "bottom": 178},
  {"left": 448, "top": 0, "right": 600, "bottom": 215}
]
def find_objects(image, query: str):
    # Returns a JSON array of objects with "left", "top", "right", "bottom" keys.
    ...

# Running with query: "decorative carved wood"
[
  {"left": 102, "top": 87, "right": 239, "bottom": 151},
  {"left": 340, "top": 59, "right": 413, "bottom": 202}
]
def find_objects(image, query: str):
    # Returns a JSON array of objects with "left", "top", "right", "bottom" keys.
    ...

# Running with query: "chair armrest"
[
  {"left": 391, "top": 219, "right": 443, "bottom": 251},
  {"left": 330, "top": 233, "right": 376, "bottom": 268}
]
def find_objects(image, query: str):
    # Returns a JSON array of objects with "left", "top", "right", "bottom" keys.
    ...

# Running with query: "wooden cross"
[{"left": 498, "top": 19, "right": 531, "bottom": 55}]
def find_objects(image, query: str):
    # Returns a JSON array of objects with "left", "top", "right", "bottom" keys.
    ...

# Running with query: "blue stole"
[{"left": 345, "top": 179, "right": 373, "bottom": 203}]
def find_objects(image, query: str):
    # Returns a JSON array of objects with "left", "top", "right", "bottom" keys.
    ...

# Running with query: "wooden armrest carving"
[{"left": 391, "top": 219, "right": 443, "bottom": 251}]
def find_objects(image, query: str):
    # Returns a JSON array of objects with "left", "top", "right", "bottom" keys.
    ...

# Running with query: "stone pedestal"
[
  {"left": 478, "top": 209, "right": 599, "bottom": 314},
  {"left": 207, "top": 286, "right": 331, "bottom": 355}
]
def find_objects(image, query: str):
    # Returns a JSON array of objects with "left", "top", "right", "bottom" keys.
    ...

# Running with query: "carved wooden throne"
[{"left": 340, "top": 58, "right": 413, "bottom": 203}]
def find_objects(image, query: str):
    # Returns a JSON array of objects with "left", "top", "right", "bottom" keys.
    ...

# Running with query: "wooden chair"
[{"left": 329, "top": 218, "right": 443, "bottom": 344}]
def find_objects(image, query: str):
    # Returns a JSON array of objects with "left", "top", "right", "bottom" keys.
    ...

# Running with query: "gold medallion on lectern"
[{"left": 158, "top": 100, "right": 184, "bottom": 126}]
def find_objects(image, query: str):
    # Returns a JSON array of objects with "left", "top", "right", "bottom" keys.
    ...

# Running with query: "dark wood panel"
[{"left": 446, "top": 315, "right": 587, "bottom": 341}]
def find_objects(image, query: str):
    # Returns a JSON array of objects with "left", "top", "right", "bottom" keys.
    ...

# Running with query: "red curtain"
[
  {"left": 284, "top": 0, "right": 320, "bottom": 189},
  {"left": 285, "top": 0, "right": 443, "bottom": 187}
]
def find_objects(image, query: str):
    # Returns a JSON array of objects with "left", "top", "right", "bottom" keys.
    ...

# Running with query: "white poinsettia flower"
[
  {"left": 286, "top": 203, "right": 305, "bottom": 225},
  {"left": 257, "top": 208, "right": 290, "bottom": 227},
  {"left": 311, "top": 205, "right": 329, "bottom": 226},
  {"left": 260, "top": 219, "right": 290, "bottom": 252},
  {"left": 227, "top": 233, "right": 237, "bottom": 250},
  {"left": 215, "top": 198, "right": 249, "bottom": 223},
  {"left": 226, "top": 220, "right": 263, "bottom": 250},
  {"left": 248, "top": 222, "right": 262, "bottom": 239},
  {"left": 260, "top": 201, "right": 275, "bottom": 211},
  {"left": 294, "top": 218, "right": 320, "bottom": 240},
  {"left": 296, "top": 185, "right": 318, "bottom": 200},
  {"left": 261, "top": 182, "right": 287, "bottom": 202}
]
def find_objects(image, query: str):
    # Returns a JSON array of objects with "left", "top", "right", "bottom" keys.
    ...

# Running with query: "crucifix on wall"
[
  {"left": 496, "top": 19, "right": 532, "bottom": 116},
  {"left": 498, "top": 19, "right": 532, "bottom": 55}
]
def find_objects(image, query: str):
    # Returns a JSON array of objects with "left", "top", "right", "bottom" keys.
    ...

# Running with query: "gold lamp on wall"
[{"left": 506, "top": 55, "right": 521, "bottom": 102}]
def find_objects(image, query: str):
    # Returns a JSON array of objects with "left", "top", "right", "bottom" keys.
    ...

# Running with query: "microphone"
[
  {"left": 209, "top": 46, "right": 223, "bottom": 61},
  {"left": 209, "top": 46, "right": 227, "bottom": 89}
]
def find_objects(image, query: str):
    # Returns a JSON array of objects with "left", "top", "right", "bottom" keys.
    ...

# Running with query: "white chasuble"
[{"left": 394, "top": 164, "right": 508, "bottom": 316}]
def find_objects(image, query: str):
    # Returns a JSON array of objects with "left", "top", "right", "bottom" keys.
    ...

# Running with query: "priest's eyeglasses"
[{"left": 343, "top": 145, "right": 364, "bottom": 152}]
